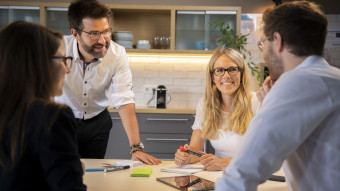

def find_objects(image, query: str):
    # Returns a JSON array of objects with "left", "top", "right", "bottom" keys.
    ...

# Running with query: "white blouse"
[{"left": 192, "top": 92, "right": 260, "bottom": 158}]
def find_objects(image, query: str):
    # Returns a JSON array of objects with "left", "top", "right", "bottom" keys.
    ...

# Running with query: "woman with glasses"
[
  {"left": 174, "top": 47, "right": 260, "bottom": 171},
  {"left": 0, "top": 21, "right": 86, "bottom": 191}
]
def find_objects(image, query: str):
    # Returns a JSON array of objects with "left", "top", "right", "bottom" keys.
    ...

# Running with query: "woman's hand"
[
  {"left": 199, "top": 154, "right": 232, "bottom": 171},
  {"left": 174, "top": 144, "right": 191, "bottom": 166}
]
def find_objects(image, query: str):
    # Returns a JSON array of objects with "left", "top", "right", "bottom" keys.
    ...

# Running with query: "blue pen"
[
  {"left": 86, "top": 168, "right": 105, "bottom": 172},
  {"left": 86, "top": 166, "right": 130, "bottom": 173}
]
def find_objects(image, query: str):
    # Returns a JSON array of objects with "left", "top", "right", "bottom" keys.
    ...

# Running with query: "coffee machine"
[{"left": 156, "top": 85, "right": 166, "bottom": 108}]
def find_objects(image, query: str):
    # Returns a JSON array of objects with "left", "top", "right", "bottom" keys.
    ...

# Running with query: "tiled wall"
[
  {"left": 129, "top": 14, "right": 340, "bottom": 108},
  {"left": 129, "top": 54, "right": 211, "bottom": 108}
]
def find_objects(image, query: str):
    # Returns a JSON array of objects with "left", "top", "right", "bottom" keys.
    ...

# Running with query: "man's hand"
[
  {"left": 131, "top": 151, "right": 161, "bottom": 165},
  {"left": 257, "top": 76, "right": 274, "bottom": 104}
]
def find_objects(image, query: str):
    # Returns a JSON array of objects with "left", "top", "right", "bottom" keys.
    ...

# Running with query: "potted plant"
[{"left": 211, "top": 18, "right": 262, "bottom": 82}]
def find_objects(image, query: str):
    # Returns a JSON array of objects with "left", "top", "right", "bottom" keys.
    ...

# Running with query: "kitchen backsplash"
[{"left": 127, "top": 14, "right": 340, "bottom": 108}]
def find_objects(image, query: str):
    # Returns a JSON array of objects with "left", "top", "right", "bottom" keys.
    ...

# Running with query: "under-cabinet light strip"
[{"left": 46, "top": 7, "right": 68, "bottom": 11}]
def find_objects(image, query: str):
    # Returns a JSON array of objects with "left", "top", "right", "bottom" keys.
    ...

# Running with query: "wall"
[{"left": 128, "top": 54, "right": 210, "bottom": 108}]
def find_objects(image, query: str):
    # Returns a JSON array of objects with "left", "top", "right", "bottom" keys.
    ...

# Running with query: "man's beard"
[
  {"left": 264, "top": 46, "right": 284, "bottom": 82},
  {"left": 79, "top": 38, "right": 110, "bottom": 58}
]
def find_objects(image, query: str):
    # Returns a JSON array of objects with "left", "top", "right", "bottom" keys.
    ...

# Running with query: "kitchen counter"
[{"left": 108, "top": 106, "right": 196, "bottom": 114}]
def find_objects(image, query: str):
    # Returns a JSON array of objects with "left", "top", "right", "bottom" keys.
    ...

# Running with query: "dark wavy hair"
[
  {"left": 0, "top": 21, "right": 63, "bottom": 169},
  {"left": 263, "top": 1, "right": 327, "bottom": 56},
  {"left": 68, "top": 0, "right": 111, "bottom": 31}
]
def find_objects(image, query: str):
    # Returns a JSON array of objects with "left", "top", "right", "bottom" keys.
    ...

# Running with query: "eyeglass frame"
[
  {"left": 257, "top": 36, "right": 271, "bottom": 52},
  {"left": 78, "top": 28, "right": 112, "bottom": 40},
  {"left": 212, "top": 67, "right": 243, "bottom": 77},
  {"left": 50, "top": 56, "right": 73, "bottom": 69}
]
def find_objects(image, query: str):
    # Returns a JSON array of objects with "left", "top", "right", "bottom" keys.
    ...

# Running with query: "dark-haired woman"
[{"left": 0, "top": 21, "right": 86, "bottom": 191}]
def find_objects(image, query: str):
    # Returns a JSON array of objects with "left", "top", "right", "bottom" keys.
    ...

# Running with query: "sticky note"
[{"left": 130, "top": 167, "right": 152, "bottom": 177}]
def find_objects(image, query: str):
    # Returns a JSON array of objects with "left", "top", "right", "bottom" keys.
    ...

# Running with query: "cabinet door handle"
[
  {"left": 146, "top": 118, "right": 189, "bottom": 121},
  {"left": 146, "top": 138, "right": 189, "bottom": 142},
  {"left": 111, "top": 117, "right": 121, "bottom": 120}
]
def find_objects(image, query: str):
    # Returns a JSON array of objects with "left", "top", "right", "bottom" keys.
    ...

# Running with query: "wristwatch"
[{"left": 130, "top": 142, "right": 144, "bottom": 150}]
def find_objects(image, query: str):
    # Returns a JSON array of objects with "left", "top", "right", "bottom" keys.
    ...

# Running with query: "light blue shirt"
[
  {"left": 216, "top": 56, "right": 340, "bottom": 191},
  {"left": 55, "top": 35, "right": 135, "bottom": 119}
]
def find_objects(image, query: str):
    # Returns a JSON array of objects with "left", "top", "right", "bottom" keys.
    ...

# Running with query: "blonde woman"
[{"left": 175, "top": 47, "right": 260, "bottom": 171}]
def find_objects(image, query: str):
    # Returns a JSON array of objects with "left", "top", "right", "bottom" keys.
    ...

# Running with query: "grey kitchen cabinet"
[{"left": 105, "top": 112, "right": 195, "bottom": 160}]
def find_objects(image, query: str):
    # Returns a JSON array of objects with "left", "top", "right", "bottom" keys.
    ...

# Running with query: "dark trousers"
[{"left": 76, "top": 109, "right": 112, "bottom": 159}]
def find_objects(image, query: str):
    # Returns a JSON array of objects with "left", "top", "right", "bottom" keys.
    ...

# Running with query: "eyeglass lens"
[
  {"left": 64, "top": 58, "right": 72, "bottom": 68},
  {"left": 258, "top": 42, "right": 264, "bottom": 52},
  {"left": 214, "top": 67, "right": 240, "bottom": 76},
  {"left": 90, "top": 29, "right": 112, "bottom": 40}
]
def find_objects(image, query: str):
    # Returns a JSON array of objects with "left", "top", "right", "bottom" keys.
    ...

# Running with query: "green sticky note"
[{"left": 130, "top": 167, "right": 152, "bottom": 177}]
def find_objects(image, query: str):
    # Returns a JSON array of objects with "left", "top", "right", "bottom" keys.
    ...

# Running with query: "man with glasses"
[
  {"left": 216, "top": 1, "right": 340, "bottom": 190},
  {"left": 55, "top": 0, "right": 161, "bottom": 165}
]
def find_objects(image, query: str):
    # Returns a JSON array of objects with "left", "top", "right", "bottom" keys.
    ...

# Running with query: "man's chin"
[{"left": 91, "top": 50, "right": 107, "bottom": 58}]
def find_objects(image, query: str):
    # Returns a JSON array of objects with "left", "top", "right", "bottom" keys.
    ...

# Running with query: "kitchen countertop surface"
[{"left": 108, "top": 106, "right": 196, "bottom": 114}]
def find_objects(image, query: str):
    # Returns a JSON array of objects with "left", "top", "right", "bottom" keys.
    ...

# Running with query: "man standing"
[
  {"left": 55, "top": 0, "right": 160, "bottom": 164},
  {"left": 216, "top": 1, "right": 340, "bottom": 190}
]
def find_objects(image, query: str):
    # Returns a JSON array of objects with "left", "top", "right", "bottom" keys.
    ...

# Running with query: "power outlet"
[{"left": 144, "top": 85, "right": 156, "bottom": 94}]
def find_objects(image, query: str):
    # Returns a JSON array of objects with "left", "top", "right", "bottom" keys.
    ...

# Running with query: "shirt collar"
[{"left": 295, "top": 55, "right": 328, "bottom": 70}]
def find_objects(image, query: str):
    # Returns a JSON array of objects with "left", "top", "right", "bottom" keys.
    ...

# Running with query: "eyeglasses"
[
  {"left": 79, "top": 28, "right": 112, "bottom": 40},
  {"left": 212, "top": 67, "right": 242, "bottom": 77},
  {"left": 257, "top": 36, "right": 270, "bottom": 52},
  {"left": 51, "top": 56, "right": 73, "bottom": 69}
]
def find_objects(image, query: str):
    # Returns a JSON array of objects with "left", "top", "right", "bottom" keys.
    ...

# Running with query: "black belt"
[{"left": 76, "top": 109, "right": 108, "bottom": 123}]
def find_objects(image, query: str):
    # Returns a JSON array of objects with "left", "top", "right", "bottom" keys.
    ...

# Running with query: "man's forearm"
[{"left": 117, "top": 103, "right": 140, "bottom": 146}]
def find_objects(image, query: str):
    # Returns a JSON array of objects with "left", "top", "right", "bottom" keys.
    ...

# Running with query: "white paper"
[
  {"left": 161, "top": 164, "right": 205, "bottom": 174},
  {"left": 117, "top": 160, "right": 143, "bottom": 167}
]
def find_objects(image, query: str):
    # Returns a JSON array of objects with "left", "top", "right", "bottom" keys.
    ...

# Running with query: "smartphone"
[{"left": 268, "top": 175, "right": 285, "bottom": 182}]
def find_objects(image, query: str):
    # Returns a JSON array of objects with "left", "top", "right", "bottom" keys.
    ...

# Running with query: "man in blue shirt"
[{"left": 216, "top": 1, "right": 340, "bottom": 190}]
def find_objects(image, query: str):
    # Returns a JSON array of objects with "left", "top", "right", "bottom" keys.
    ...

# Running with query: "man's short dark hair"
[
  {"left": 263, "top": 1, "right": 327, "bottom": 56},
  {"left": 68, "top": 0, "right": 111, "bottom": 31}
]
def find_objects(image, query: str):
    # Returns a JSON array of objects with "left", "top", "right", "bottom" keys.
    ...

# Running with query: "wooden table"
[{"left": 82, "top": 159, "right": 288, "bottom": 191}]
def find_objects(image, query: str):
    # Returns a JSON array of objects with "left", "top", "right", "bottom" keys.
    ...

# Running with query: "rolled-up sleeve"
[{"left": 110, "top": 49, "right": 135, "bottom": 109}]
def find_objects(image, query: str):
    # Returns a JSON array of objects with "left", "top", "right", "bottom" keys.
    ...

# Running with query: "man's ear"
[
  {"left": 71, "top": 28, "right": 79, "bottom": 40},
  {"left": 273, "top": 32, "right": 284, "bottom": 52}
]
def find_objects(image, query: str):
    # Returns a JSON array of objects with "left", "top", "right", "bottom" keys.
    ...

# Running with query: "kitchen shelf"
[{"left": 0, "top": 2, "right": 241, "bottom": 54}]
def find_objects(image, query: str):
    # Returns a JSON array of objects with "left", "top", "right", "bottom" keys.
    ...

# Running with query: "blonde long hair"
[{"left": 201, "top": 47, "right": 253, "bottom": 140}]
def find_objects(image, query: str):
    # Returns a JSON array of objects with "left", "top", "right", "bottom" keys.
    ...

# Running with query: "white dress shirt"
[
  {"left": 55, "top": 35, "right": 135, "bottom": 119},
  {"left": 216, "top": 56, "right": 340, "bottom": 191},
  {"left": 192, "top": 92, "right": 260, "bottom": 158}
]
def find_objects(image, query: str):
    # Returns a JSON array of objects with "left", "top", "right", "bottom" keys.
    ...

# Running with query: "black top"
[{"left": 0, "top": 100, "right": 86, "bottom": 191}]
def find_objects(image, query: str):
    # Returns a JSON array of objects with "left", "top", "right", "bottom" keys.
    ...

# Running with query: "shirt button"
[
  {"left": 85, "top": 112, "right": 87, "bottom": 114},
  {"left": 84, "top": 93, "right": 87, "bottom": 96},
  {"left": 85, "top": 81, "right": 87, "bottom": 84},
  {"left": 84, "top": 103, "right": 87, "bottom": 106}
]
